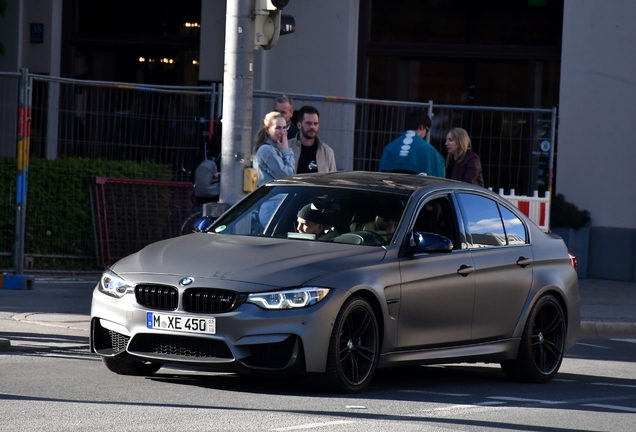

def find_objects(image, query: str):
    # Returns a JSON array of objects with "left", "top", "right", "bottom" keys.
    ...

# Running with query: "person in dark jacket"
[
  {"left": 379, "top": 109, "right": 445, "bottom": 177},
  {"left": 444, "top": 127, "right": 484, "bottom": 187}
]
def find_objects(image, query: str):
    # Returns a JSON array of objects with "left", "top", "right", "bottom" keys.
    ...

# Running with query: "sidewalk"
[{"left": 1, "top": 277, "right": 635, "bottom": 352}]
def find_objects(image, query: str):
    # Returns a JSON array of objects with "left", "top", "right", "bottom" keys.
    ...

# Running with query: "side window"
[
  {"left": 413, "top": 195, "right": 459, "bottom": 249},
  {"left": 499, "top": 204, "right": 528, "bottom": 244},
  {"left": 457, "top": 193, "right": 506, "bottom": 248}
]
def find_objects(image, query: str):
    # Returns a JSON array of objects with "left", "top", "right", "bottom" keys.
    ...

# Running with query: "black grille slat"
[
  {"left": 135, "top": 285, "right": 178, "bottom": 310},
  {"left": 183, "top": 288, "right": 244, "bottom": 313},
  {"left": 129, "top": 334, "right": 233, "bottom": 359}
]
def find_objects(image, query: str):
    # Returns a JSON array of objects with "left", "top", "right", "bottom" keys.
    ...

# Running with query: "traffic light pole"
[{"left": 219, "top": 0, "right": 255, "bottom": 207}]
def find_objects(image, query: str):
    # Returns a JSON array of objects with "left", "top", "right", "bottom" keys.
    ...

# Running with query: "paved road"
[{"left": 2, "top": 276, "right": 636, "bottom": 353}]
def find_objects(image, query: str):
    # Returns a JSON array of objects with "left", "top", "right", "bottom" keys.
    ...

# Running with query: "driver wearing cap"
[{"left": 296, "top": 204, "right": 339, "bottom": 241}]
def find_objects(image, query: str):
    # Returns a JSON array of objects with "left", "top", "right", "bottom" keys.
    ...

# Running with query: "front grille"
[
  {"left": 109, "top": 330, "right": 130, "bottom": 353},
  {"left": 135, "top": 284, "right": 178, "bottom": 310},
  {"left": 91, "top": 319, "right": 130, "bottom": 355},
  {"left": 128, "top": 334, "right": 233, "bottom": 359},
  {"left": 183, "top": 288, "right": 245, "bottom": 313}
]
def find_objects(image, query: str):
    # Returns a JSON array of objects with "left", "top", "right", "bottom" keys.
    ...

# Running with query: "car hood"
[{"left": 111, "top": 233, "right": 387, "bottom": 290}]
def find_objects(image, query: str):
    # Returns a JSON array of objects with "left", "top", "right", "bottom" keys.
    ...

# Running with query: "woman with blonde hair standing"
[
  {"left": 444, "top": 127, "right": 484, "bottom": 187},
  {"left": 253, "top": 111, "right": 295, "bottom": 187}
]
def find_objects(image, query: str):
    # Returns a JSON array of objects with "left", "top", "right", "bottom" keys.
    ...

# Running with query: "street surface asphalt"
[{"left": 1, "top": 276, "right": 636, "bottom": 352}]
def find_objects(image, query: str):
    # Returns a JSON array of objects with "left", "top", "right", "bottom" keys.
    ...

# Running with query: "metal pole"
[
  {"left": 219, "top": 0, "right": 255, "bottom": 207},
  {"left": 14, "top": 68, "right": 30, "bottom": 274},
  {"left": 546, "top": 106, "right": 558, "bottom": 229}
]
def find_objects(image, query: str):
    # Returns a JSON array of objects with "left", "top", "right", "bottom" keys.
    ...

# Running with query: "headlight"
[
  {"left": 247, "top": 287, "right": 330, "bottom": 310},
  {"left": 98, "top": 270, "right": 134, "bottom": 298}
]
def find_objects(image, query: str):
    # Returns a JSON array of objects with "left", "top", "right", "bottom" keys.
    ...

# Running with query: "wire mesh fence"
[
  {"left": 29, "top": 75, "right": 218, "bottom": 178},
  {"left": 1, "top": 74, "right": 220, "bottom": 272},
  {"left": 0, "top": 74, "right": 555, "bottom": 272},
  {"left": 254, "top": 90, "right": 555, "bottom": 197}
]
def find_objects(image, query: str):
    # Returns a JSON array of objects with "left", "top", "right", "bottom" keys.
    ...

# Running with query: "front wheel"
[
  {"left": 501, "top": 294, "right": 566, "bottom": 383},
  {"left": 323, "top": 296, "right": 380, "bottom": 393},
  {"left": 102, "top": 355, "right": 163, "bottom": 376}
]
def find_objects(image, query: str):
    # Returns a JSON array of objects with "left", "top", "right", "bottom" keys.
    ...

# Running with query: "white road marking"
[
  {"left": 345, "top": 405, "right": 367, "bottom": 409},
  {"left": 432, "top": 404, "right": 478, "bottom": 411},
  {"left": 398, "top": 390, "right": 470, "bottom": 397},
  {"left": 609, "top": 338, "right": 636, "bottom": 344},
  {"left": 576, "top": 342, "right": 611, "bottom": 349},
  {"left": 591, "top": 382, "right": 636, "bottom": 389},
  {"left": 272, "top": 421, "right": 356, "bottom": 431},
  {"left": 488, "top": 396, "right": 565, "bottom": 405},
  {"left": 582, "top": 403, "right": 636, "bottom": 413}
]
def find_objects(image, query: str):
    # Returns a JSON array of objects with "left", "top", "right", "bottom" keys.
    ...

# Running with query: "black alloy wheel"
[
  {"left": 324, "top": 296, "right": 379, "bottom": 393},
  {"left": 501, "top": 294, "right": 566, "bottom": 383}
]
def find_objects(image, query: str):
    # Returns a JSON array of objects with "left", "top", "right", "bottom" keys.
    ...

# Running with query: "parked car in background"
[{"left": 90, "top": 172, "right": 580, "bottom": 393}]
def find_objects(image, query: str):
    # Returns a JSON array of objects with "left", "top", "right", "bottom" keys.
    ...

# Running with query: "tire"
[
  {"left": 501, "top": 294, "right": 566, "bottom": 383},
  {"left": 323, "top": 296, "right": 380, "bottom": 393},
  {"left": 102, "top": 355, "right": 163, "bottom": 376}
]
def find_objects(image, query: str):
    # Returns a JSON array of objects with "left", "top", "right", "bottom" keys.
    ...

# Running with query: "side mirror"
[
  {"left": 405, "top": 231, "right": 453, "bottom": 254},
  {"left": 193, "top": 217, "right": 215, "bottom": 232}
]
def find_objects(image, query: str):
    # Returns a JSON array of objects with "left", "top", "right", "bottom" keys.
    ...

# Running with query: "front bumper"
[{"left": 90, "top": 283, "right": 346, "bottom": 374}]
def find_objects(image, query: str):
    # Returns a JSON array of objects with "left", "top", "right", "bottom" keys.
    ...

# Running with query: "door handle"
[
  {"left": 457, "top": 264, "right": 474, "bottom": 276},
  {"left": 516, "top": 256, "right": 532, "bottom": 268}
]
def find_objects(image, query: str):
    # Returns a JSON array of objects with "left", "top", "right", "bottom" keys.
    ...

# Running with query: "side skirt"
[{"left": 378, "top": 339, "right": 521, "bottom": 368}]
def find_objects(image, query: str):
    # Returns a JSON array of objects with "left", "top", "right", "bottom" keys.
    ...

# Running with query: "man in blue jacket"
[{"left": 379, "top": 109, "right": 445, "bottom": 177}]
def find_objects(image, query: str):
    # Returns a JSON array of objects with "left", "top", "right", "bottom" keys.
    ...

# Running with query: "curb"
[
  {"left": 580, "top": 321, "right": 636, "bottom": 338},
  {"left": 0, "top": 338, "right": 10, "bottom": 351}
]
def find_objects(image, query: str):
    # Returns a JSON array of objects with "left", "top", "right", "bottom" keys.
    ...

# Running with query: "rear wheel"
[
  {"left": 501, "top": 294, "right": 566, "bottom": 383},
  {"left": 323, "top": 296, "right": 379, "bottom": 393},
  {"left": 102, "top": 355, "right": 163, "bottom": 376}
]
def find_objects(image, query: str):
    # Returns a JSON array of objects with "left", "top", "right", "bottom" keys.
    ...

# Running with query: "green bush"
[{"left": 0, "top": 157, "right": 172, "bottom": 270}]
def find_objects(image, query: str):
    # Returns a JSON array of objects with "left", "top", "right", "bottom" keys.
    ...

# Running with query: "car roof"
[{"left": 270, "top": 171, "right": 459, "bottom": 193}]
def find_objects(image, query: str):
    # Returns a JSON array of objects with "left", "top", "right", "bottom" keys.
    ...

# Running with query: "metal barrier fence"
[
  {"left": 92, "top": 177, "right": 197, "bottom": 269},
  {"left": 29, "top": 75, "right": 221, "bottom": 177},
  {"left": 0, "top": 73, "right": 555, "bottom": 272},
  {"left": 0, "top": 73, "right": 222, "bottom": 272},
  {"left": 254, "top": 90, "right": 556, "bottom": 198}
]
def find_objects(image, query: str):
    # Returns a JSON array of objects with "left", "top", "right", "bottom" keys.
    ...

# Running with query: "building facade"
[{"left": 1, "top": 0, "right": 635, "bottom": 280}]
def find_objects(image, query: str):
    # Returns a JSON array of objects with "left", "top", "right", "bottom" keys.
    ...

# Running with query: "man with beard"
[{"left": 289, "top": 105, "right": 337, "bottom": 174}]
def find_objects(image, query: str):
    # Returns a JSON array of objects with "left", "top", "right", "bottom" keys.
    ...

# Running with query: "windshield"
[{"left": 210, "top": 186, "right": 409, "bottom": 246}]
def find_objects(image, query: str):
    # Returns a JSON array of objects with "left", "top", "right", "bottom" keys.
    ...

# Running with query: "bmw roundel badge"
[{"left": 179, "top": 277, "right": 194, "bottom": 286}]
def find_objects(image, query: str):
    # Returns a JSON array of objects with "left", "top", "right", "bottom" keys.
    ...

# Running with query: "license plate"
[{"left": 146, "top": 312, "right": 216, "bottom": 334}]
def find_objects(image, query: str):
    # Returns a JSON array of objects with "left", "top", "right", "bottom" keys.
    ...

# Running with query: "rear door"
[{"left": 455, "top": 192, "right": 533, "bottom": 341}]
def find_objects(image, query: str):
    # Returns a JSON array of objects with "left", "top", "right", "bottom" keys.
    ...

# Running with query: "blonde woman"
[
  {"left": 444, "top": 127, "right": 484, "bottom": 187},
  {"left": 253, "top": 111, "right": 296, "bottom": 187}
]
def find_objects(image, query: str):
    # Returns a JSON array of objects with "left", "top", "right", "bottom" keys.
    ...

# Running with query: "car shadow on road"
[
  {"left": 141, "top": 364, "right": 630, "bottom": 432},
  {"left": 0, "top": 331, "right": 88, "bottom": 350}
]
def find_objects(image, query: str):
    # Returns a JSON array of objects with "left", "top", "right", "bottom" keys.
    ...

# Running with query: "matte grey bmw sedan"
[{"left": 90, "top": 171, "right": 580, "bottom": 393}]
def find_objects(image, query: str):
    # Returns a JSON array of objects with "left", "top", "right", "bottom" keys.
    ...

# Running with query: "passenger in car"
[{"left": 296, "top": 204, "right": 339, "bottom": 241}]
